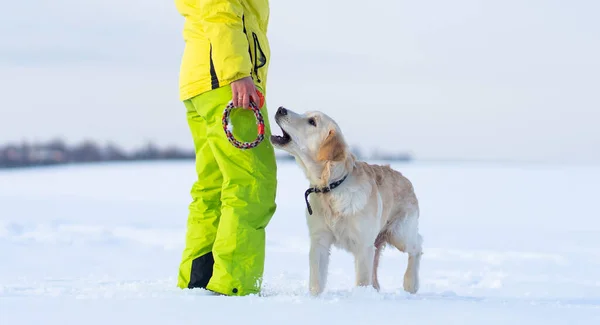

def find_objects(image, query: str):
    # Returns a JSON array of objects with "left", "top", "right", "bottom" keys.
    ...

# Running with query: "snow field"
[{"left": 1, "top": 160, "right": 599, "bottom": 324}]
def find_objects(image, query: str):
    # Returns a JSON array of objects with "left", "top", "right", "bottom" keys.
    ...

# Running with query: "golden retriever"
[{"left": 270, "top": 106, "right": 423, "bottom": 296}]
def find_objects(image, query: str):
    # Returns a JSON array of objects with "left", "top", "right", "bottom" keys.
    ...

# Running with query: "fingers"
[
  {"left": 248, "top": 92, "right": 256, "bottom": 109},
  {"left": 231, "top": 87, "right": 247, "bottom": 108},
  {"left": 250, "top": 89, "right": 260, "bottom": 108},
  {"left": 231, "top": 82, "right": 241, "bottom": 107},
  {"left": 242, "top": 92, "right": 250, "bottom": 109},
  {"left": 232, "top": 88, "right": 240, "bottom": 108},
  {"left": 231, "top": 76, "right": 259, "bottom": 109}
]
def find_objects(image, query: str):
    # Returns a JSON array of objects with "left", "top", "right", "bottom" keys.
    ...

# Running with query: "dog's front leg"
[
  {"left": 354, "top": 244, "right": 375, "bottom": 288},
  {"left": 309, "top": 232, "right": 333, "bottom": 296}
]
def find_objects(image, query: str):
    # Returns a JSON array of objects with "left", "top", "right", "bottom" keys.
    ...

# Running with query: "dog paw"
[{"left": 309, "top": 285, "right": 323, "bottom": 297}]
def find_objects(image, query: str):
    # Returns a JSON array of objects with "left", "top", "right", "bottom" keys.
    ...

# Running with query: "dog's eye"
[{"left": 308, "top": 118, "right": 316, "bottom": 127}]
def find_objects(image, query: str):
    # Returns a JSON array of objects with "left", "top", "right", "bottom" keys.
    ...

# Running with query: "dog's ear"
[{"left": 317, "top": 129, "right": 346, "bottom": 162}]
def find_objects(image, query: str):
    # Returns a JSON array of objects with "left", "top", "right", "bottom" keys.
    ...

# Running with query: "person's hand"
[{"left": 231, "top": 76, "right": 259, "bottom": 109}]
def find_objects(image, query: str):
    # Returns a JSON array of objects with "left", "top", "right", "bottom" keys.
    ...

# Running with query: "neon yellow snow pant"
[{"left": 177, "top": 84, "right": 277, "bottom": 296}]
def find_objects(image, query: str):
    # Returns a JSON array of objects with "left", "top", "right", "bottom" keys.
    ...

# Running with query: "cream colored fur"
[{"left": 270, "top": 107, "right": 423, "bottom": 296}]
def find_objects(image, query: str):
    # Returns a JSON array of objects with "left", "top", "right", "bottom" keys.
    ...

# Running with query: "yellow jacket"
[{"left": 175, "top": 0, "right": 271, "bottom": 101}]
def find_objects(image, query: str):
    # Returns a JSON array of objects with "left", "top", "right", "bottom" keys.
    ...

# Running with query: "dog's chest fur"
[{"left": 308, "top": 178, "right": 382, "bottom": 252}]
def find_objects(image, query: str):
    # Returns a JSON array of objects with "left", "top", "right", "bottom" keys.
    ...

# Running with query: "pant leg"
[
  {"left": 189, "top": 85, "right": 278, "bottom": 296},
  {"left": 177, "top": 99, "right": 224, "bottom": 289}
]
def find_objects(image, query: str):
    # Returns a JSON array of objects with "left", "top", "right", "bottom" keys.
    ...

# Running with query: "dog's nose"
[{"left": 277, "top": 106, "right": 287, "bottom": 116}]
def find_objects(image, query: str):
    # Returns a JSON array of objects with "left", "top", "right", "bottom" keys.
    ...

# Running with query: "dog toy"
[{"left": 222, "top": 94, "right": 265, "bottom": 150}]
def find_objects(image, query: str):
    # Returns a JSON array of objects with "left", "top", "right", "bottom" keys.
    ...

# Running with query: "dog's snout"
[{"left": 277, "top": 106, "right": 287, "bottom": 116}]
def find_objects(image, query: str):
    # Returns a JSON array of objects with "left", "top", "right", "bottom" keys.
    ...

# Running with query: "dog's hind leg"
[
  {"left": 402, "top": 250, "right": 422, "bottom": 294},
  {"left": 372, "top": 232, "right": 387, "bottom": 291},
  {"left": 388, "top": 213, "right": 423, "bottom": 294}
]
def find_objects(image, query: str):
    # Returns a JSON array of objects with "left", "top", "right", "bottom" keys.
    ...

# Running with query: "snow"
[{"left": 1, "top": 160, "right": 599, "bottom": 324}]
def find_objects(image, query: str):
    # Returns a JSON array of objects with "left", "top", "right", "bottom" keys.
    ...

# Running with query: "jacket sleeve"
[{"left": 198, "top": 0, "right": 253, "bottom": 84}]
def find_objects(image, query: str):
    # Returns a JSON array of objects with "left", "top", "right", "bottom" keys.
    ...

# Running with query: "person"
[{"left": 173, "top": 0, "right": 277, "bottom": 296}]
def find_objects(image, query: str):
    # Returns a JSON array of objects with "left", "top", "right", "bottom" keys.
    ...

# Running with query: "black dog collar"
[{"left": 304, "top": 174, "right": 348, "bottom": 215}]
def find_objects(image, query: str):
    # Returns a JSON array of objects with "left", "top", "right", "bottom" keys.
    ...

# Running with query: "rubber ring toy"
[{"left": 222, "top": 100, "right": 265, "bottom": 149}]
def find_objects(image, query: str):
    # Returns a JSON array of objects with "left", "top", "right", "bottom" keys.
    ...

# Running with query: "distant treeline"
[
  {"left": 0, "top": 139, "right": 411, "bottom": 169},
  {"left": 0, "top": 139, "right": 194, "bottom": 169}
]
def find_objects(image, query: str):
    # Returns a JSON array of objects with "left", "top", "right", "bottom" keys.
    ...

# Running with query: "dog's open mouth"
[{"left": 270, "top": 126, "right": 291, "bottom": 146}]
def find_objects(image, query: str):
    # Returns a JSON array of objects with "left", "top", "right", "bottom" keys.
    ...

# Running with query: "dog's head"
[{"left": 271, "top": 107, "right": 351, "bottom": 183}]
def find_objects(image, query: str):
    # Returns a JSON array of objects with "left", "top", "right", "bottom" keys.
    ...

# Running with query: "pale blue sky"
[{"left": 1, "top": 0, "right": 599, "bottom": 163}]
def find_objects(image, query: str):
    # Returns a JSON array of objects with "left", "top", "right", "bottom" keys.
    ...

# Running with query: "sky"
[{"left": 1, "top": 0, "right": 599, "bottom": 164}]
